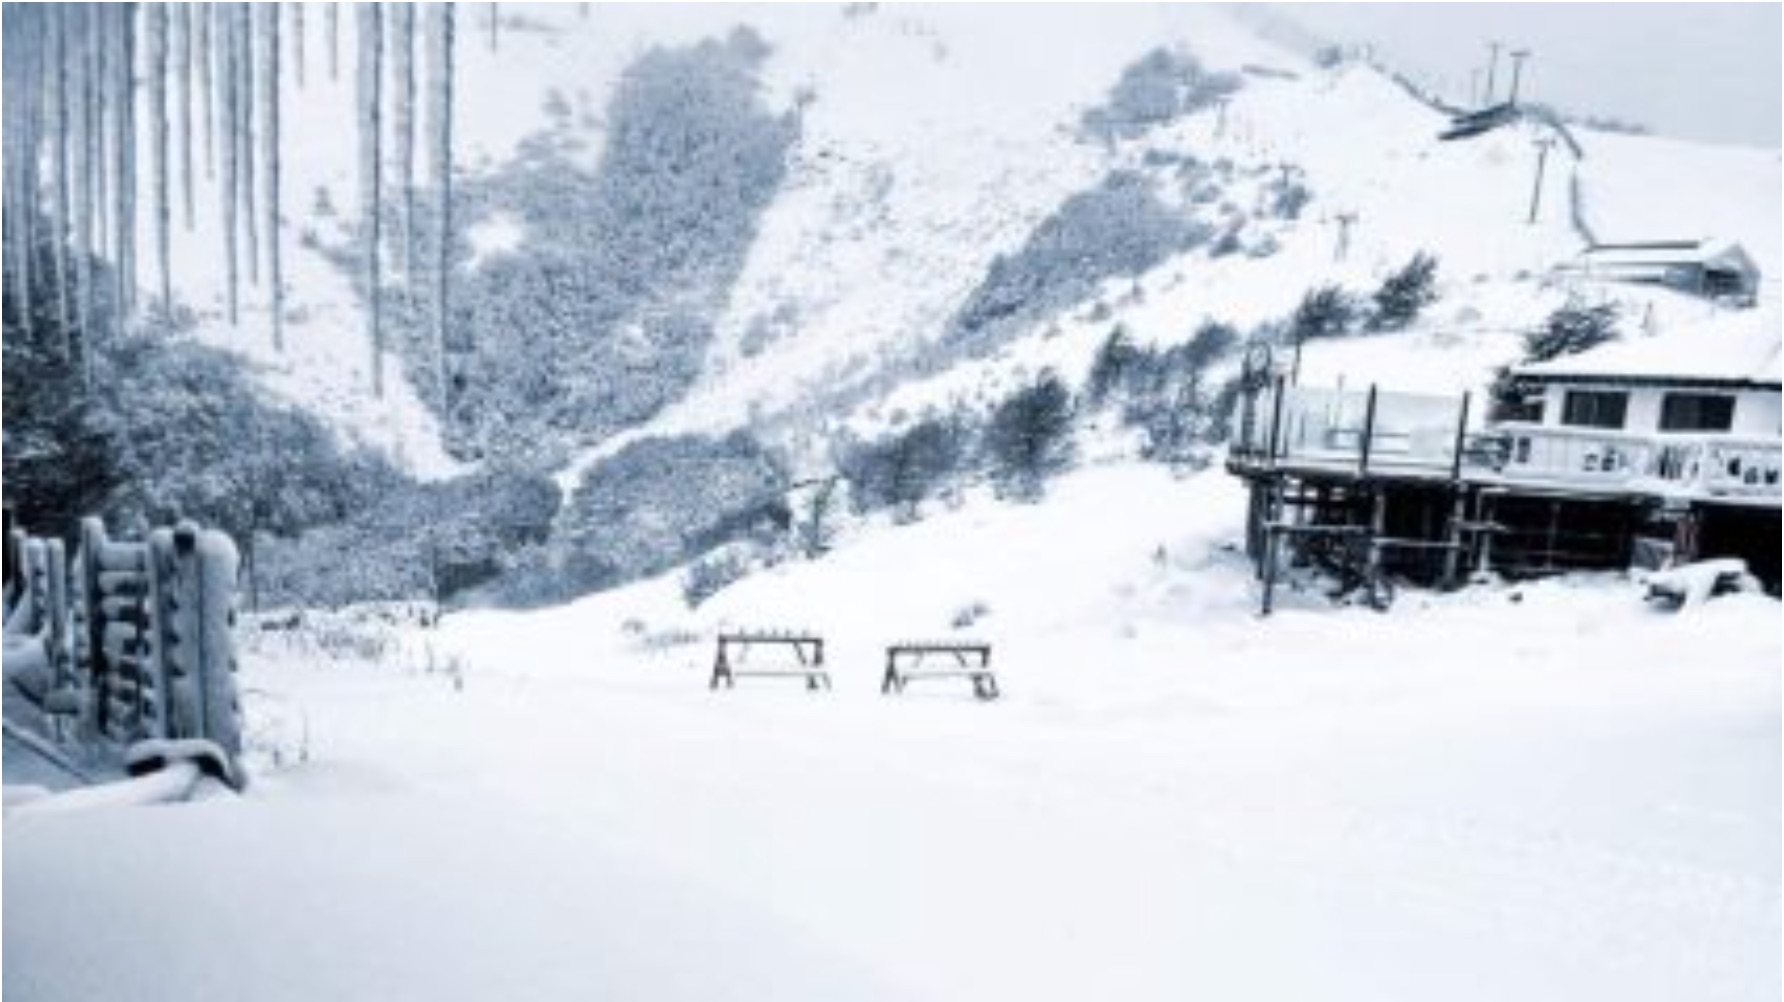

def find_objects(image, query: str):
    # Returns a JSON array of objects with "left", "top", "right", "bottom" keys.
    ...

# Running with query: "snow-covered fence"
[{"left": 4, "top": 511, "right": 245, "bottom": 785}]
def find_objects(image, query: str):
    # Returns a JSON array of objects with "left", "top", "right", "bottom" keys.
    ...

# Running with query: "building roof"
[
  {"left": 1575, "top": 239, "right": 1759, "bottom": 276},
  {"left": 1515, "top": 319, "right": 1782, "bottom": 388}
]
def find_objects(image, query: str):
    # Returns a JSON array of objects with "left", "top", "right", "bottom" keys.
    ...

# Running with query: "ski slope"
[{"left": 7, "top": 463, "right": 1780, "bottom": 1002}]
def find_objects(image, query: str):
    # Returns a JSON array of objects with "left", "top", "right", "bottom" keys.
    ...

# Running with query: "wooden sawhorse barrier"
[
  {"left": 709, "top": 631, "right": 831, "bottom": 691},
  {"left": 881, "top": 641, "right": 998, "bottom": 700}
]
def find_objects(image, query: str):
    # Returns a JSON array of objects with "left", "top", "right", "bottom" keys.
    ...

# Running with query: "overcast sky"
[{"left": 1269, "top": 3, "right": 1782, "bottom": 147}]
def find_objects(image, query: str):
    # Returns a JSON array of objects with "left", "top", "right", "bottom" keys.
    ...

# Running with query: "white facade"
[{"left": 1531, "top": 382, "right": 1782, "bottom": 439}]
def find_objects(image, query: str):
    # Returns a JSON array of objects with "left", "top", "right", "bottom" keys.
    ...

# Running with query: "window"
[
  {"left": 1561, "top": 390, "right": 1628, "bottom": 430},
  {"left": 1659, "top": 393, "right": 1735, "bottom": 433}
]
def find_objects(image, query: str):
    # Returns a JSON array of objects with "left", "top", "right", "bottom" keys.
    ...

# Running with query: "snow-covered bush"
[
  {"left": 1289, "top": 284, "right": 1358, "bottom": 343},
  {"left": 681, "top": 547, "right": 753, "bottom": 608},
  {"left": 541, "top": 432, "right": 789, "bottom": 600},
  {"left": 1114, "top": 322, "right": 1240, "bottom": 465},
  {"left": 256, "top": 464, "right": 563, "bottom": 609},
  {"left": 1366, "top": 252, "right": 1440, "bottom": 331},
  {"left": 1489, "top": 299, "right": 1622, "bottom": 420},
  {"left": 950, "top": 172, "right": 1210, "bottom": 353},
  {"left": 1080, "top": 47, "right": 1242, "bottom": 144},
  {"left": 389, "top": 29, "right": 800, "bottom": 458},
  {"left": 838, "top": 415, "right": 975, "bottom": 520},
  {"left": 1522, "top": 298, "right": 1620, "bottom": 363}
]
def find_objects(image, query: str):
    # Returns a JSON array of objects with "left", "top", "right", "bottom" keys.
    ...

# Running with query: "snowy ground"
[{"left": 7, "top": 464, "right": 1779, "bottom": 1002}]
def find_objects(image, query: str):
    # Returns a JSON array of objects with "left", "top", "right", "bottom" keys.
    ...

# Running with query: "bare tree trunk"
[
  {"left": 197, "top": 2, "right": 213, "bottom": 178},
  {"left": 50, "top": 8, "right": 73, "bottom": 353},
  {"left": 360, "top": 3, "right": 385, "bottom": 396},
  {"left": 393, "top": 3, "right": 416, "bottom": 285},
  {"left": 292, "top": 3, "right": 306, "bottom": 89},
  {"left": 429, "top": 3, "right": 456, "bottom": 418},
  {"left": 148, "top": 3, "right": 172, "bottom": 313},
  {"left": 113, "top": 3, "right": 137, "bottom": 328},
  {"left": 236, "top": 5, "right": 257, "bottom": 286},
  {"left": 75, "top": 5, "right": 97, "bottom": 381},
  {"left": 219, "top": 6, "right": 238, "bottom": 324},
  {"left": 262, "top": 4, "right": 284, "bottom": 351},
  {"left": 328, "top": 2, "right": 340, "bottom": 82},
  {"left": 176, "top": 2, "right": 194, "bottom": 231}
]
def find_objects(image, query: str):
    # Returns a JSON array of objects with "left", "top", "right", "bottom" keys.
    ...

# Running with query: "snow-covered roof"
[
  {"left": 1515, "top": 319, "right": 1782, "bottom": 387},
  {"left": 1574, "top": 239, "right": 1759, "bottom": 276}
]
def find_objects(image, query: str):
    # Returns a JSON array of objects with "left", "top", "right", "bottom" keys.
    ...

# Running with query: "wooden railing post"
[
  {"left": 1358, "top": 385, "right": 1379, "bottom": 477},
  {"left": 1449, "top": 391, "right": 1472, "bottom": 482}
]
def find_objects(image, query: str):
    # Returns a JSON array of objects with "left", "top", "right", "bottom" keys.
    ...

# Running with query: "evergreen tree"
[
  {"left": 986, "top": 373, "right": 1077, "bottom": 499},
  {"left": 1367, "top": 251, "right": 1439, "bottom": 331}
]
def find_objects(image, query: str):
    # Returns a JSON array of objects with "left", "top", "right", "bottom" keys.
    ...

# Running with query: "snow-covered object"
[
  {"left": 155, "top": 524, "right": 245, "bottom": 759},
  {"left": 10, "top": 756, "right": 206, "bottom": 817},
  {"left": 124, "top": 736, "right": 241, "bottom": 791},
  {"left": 1644, "top": 558, "right": 1763, "bottom": 610}
]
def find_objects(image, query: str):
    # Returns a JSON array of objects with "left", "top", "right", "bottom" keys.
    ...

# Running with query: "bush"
[
  {"left": 950, "top": 172, "right": 1209, "bottom": 352},
  {"left": 682, "top": 548, "right": 752, "bottom": 608},
  {"left": 411, "top": 30, "right": 801, "bottom": 458},
  {"left": 839, "top": 415, "right": 973, "bottom": 519},
  {"left": 1522, "top": 299, "right": 1619, "bottom": 363},
  {"left": 555, "top": 432, "right": 788, "bottom": 595},
  {"left": 1086, "top": 326, "right": 1142, "bottom": 406},
  {"left": 985, "top": 373, "right": 1076, "bottom": 499},
  {"left": 1080, "top": 47, "right": 1243, "bottom": 144},
  {"left": 1290, "top": 284, "right": 1356, "bottom": 344},
  {"left": 1367, "top": 252, "right": 1440, "bottom": 331}
]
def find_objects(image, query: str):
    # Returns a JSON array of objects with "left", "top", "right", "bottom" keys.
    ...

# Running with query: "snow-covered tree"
[
  {"left": 986, "top": 373, "right": 1077, "bottom": 500},
  {"left": 1367, "top": 251, "right": 1440, "bottom": 331}
]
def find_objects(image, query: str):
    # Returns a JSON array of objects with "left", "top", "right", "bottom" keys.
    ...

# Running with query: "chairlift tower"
[{"left": 1508, "top": 49, "right": 1532, "bottom": 105}]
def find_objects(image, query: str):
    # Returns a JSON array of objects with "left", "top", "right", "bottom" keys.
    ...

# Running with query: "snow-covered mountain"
[{"left": 167, "top": 3, "right": 1778, "bottom": 486}]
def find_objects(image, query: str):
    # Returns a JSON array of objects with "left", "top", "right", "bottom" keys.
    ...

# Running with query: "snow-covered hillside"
[
  {"left": 8, "top": 6, "right": 1780, "bottom": 1001},
  {"left": 9, "top": 463, "right": 1780, "bottom": 1002},
  {"left": 157, "top": 3, "right": 1779, "bottom": 483}
]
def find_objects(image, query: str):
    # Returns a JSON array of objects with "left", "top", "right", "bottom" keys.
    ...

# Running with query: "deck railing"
[
  {"left": 1492, "top": 423, "right": 1782, "bottom": 500},
  {"left": 1231, "top": 382, "right": 1782, "bottom": 504}
]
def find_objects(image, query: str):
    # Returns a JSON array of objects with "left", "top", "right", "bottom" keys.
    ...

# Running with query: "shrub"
[
  {"left": 985, "top": 373, "right": 1076, "bottom": 499},
  {"left": 839, "top": 415, "right": 972, "bottom": 519},
  {"left": 1522, "top": 299, "right": 1619, "bottom": 363},
  {"left": 1086, "top": 326, "right": 1142, "bottom": 406},
  {"left": 950, "top": 171, "right": 1209, "bottom": 351},
  {"left": 682, "top": 548, "right": 752, "bottom": 608},
  {"left": 1290, "top": 284, "right": 1356, "bottom": 344},
  {"left": 1080, "top": 47, "right": 1243, "bottom": 144},
  {"left": 1367, "top": 252, "right": 1440, "bottom": 331}
]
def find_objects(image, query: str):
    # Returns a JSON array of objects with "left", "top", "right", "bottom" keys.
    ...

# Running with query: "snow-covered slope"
[
  {"left": 153, "top": 4, "right": 1779, "bottom": 485},
  {"left": 11, "top": 462, "right": 1779, "bottom": 1002}
]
